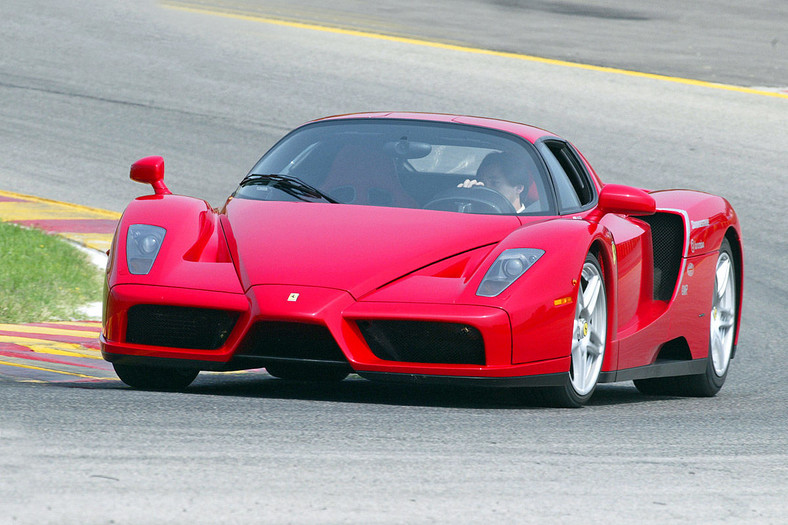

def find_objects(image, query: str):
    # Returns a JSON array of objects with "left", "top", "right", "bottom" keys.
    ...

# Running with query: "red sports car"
[{"left": 101, "top": 113, "right": 742, "bottom": 407}]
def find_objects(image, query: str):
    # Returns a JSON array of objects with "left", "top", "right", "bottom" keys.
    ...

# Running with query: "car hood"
[{"left": 222, "top": 198, "right": 521, "bottom": 298}]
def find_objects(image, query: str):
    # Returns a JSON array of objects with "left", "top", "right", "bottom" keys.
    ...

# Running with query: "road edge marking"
[
  {"left": 0, "top": 359, "right": 116, "bottom": 380},
  {"left": 162, "top": 1, "right": 787, "bottom": 100},
  {"left": 0, "top": 189, "right": 121, "bottom": 220}
]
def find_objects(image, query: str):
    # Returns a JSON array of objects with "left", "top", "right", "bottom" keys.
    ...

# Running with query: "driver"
[{"left": 458, "top": 152, "right": 534, "bottom": 213}]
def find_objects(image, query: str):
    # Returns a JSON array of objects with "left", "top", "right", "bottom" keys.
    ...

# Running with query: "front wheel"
[
  {"left": 113, "top": 363, "right": 198, "bottom": 391},
  {"left": 542, "top": 252, "right": 607, "bottom": 407}
]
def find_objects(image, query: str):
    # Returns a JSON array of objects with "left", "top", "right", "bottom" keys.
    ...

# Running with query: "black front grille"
[
  {"left": 237, "top": 322, "right": 348, "bottom": 364},
  {"left": 358, "top": 320, "right": 485, "bottom": 365},
  {"left": 126, "top": 305, "right": 239, "bottom": 350}
]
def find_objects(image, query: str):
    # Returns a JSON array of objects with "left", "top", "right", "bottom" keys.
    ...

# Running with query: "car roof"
[{"left": 310, "top": 112, "right": 560, "bottom": 145}]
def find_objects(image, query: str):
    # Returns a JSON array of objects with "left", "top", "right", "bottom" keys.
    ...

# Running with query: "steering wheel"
[{"left": 423, "top": 186, "right": 517, "bottom": 214}]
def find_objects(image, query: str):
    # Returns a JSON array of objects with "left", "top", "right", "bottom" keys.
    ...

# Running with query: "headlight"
[
  {"left": 477, "top": 248, "right": 544, "bottom": 297},
  {"left": 126, "top": 224, "right": 166, "bottom": 275}
]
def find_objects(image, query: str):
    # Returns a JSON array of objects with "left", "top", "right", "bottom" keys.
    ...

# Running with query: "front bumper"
[{"left": 101, "top": 283, "right": 570, "bottom": 382}]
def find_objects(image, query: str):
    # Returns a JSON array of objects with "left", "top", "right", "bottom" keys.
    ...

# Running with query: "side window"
[{"left": 539, "top": 141, "right": 595, "bottom": 212}]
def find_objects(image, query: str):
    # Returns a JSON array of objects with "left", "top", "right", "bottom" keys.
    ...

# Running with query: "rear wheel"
[
  {"left": 113, "top": 363, "right": 198, "bottom": 391},
  {"left": 634, "top": 237, "right": 737, "bottom": 396},
  {"left": 542, "top": 253, "right": 607, "bottom": 407},
  {"left": 265, "top": 362, "right": 350, "bottom": 382}
]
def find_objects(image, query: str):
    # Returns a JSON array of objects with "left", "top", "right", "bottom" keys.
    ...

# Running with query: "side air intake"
[{"left": 639, "top": 212, "right": 684, "bottom": 301}]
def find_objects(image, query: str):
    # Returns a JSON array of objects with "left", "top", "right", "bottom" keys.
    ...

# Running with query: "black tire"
[
  {"left": 633, "top": 358, "right": 727, "bottom": 397},
  {"left": 265, "top": 362, "right": 350, "bottom": 382},
  {"left": 113, "top": 363, "right": 198, "bottom": 391},
  {"left": 542, "top": 252, "right": 607, "bottom": 408},
  {"left": 634, "top": 238, "right": 737, "bottom": 397}
]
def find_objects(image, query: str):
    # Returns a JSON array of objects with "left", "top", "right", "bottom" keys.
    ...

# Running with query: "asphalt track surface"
[{"left": 1, "top": 1, "right": 787, "bottom": 523}]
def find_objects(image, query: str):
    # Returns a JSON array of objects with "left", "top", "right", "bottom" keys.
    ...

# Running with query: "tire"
[
  {"left": 113, "top": 363, "right": 198, "bottom": 391},
  {"left": 634, "top": 237, "right": 737, "bottom": 397},
  {"left": 542, "top": 252, "right": 607, "bottom": 407},
  {"left": 265, "top": 362, "right": 350, "bottom": 382}
]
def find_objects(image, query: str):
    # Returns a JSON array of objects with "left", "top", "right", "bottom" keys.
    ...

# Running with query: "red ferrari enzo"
[{"left": 101, "top": 113, "right": 742, "bottom": 407}]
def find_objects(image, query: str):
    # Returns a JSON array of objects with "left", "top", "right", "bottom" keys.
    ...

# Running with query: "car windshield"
[{"left": 237, "top": 119, "right": 553, "bottom": 215}]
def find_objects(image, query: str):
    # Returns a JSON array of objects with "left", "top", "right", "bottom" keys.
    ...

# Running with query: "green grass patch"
[{"left": 0, "top": 221, "right": 103, "bottom": 323}]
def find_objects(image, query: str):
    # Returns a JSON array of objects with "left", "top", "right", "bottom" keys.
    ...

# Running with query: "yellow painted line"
[
  {"left": 0, "top": 337, "right": 103, "bottom": 360},
  {"left": 0, "top": 189, "right": 121, "bottom": 220},
  {"left": 59, "top": 232, "right": 114, "bottom": 252},
  {"left": 0, "top": 324, "right": 100, "bottom": 338},
  {"left": 162, "top": 2, "right": 787, "bottom": 100},
  {"left": 0, "top": 201, "right": 114, "bottom": 222},
  {"left": 0, "top": 336, "right": 87, "bottom": 349},
  {"left": 0, "top": 359, "right": 115, "bottom": 380},
  {"left": 27, "top": 345, "right": 103, "bottom": 360},
  {"left": 49, "top": 321, "right": 102, "bottom": 327}
]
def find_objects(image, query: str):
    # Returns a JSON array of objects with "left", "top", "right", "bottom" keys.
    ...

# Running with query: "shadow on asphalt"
[
  {"left": 50, "top": 371, "right": 670, "bottom": 409},
  {"left": 180, "top": 373, "right": 666, "bottom": 409},
  {"left": 52, "top": 371, "right": 679, "bottom": 408}
]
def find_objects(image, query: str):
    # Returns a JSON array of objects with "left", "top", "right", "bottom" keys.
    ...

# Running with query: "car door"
[{"left": 538, "top": 140, "right": 659, "bottom": 368}]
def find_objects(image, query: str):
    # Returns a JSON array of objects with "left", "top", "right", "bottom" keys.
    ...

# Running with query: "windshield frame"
[{"left": 239, "top": 118, "right": 557, "bottom": 216}]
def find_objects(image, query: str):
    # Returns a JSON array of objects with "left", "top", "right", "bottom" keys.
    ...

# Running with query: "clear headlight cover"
[
  {"left": 126, "top": 224, "right": 166, "bottom": 275},
  {"left": 476, "top": 248, "right": 545, "bottom": 297}
]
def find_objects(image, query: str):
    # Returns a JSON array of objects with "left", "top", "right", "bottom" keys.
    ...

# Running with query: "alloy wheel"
[
  {"left": 570, "top": 260, "right": 607, "bottom": 396},
  {"left": 710, "top": 250, "right": 736, "bottom": 376}
]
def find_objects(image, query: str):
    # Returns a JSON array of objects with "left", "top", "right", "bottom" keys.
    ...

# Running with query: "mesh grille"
[
  {"left": 126, "top": 305, "right": 239, "bottom": 350},
  {"left": 237, "top": 322, "right": 348, "bottom": 364},
  {"left": 640, "top": 213, "right": 684, "bottom": 301},
  {"left": 358, "top": 320, "right": 485, "bottom": 365}
]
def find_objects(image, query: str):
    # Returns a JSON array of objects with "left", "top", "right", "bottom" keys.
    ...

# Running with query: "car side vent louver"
[
  {"left": 126, "top": 305, "right": 239, "bottom": 350},
  {"left": 640, "top": 212, "right": 684, "bottom": 301},
  {"left": 358, "top": 320, "right": 485, "bottom": 365}
]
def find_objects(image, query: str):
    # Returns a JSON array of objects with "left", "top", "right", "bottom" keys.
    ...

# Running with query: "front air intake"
[
  {"left": 126, "top": 305, "right": 239, "bottom": 350},
  {"left": 358, "top": 320, "right": 485, "bottom": 365},
  {"left": 236, "top": 322, "right": 349, "bottom": 364}
]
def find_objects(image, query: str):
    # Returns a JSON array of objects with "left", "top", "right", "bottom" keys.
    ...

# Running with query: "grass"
[{"left": 0, "top": 221, "right": 103, "bottom": 323}]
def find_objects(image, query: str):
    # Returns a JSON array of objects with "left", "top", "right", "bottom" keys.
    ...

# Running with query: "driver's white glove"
[{"left": 458, "top": 179, "right": 485, "bottom": 188}]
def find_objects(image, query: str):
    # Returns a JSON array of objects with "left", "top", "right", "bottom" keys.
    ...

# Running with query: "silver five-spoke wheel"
[
  {"left": 570, "top": 257, "right": 607, "bottom": 396},
  {"left": 537, "top": 252, "right": 608, "bottom": 407},
  {"left": 710, "top": 249, "right": 736, "bottom": 377}
]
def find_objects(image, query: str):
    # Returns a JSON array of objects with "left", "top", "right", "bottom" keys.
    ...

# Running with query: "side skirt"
[{"left": 599, "top": 358, "right": 708, "bottom": 383}]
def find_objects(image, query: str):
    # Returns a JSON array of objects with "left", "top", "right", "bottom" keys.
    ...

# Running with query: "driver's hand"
[{"left": 458, "top": 179, "right": 485, "bottom": 188}]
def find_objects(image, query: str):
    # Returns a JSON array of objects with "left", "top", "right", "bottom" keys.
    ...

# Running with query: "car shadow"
[
  {"left": 177, "top": 372, "right": 667, "bottom": 409},
  {"left": 57, "top": 371, "right": 676, "bottom": 408}
]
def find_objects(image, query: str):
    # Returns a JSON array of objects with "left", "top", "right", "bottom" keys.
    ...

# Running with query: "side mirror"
[
  {"left": 595, "top": 184, "right": 655, "bottom": 217},
  {"left": 130, "top": 156, "right": 171, "bottom": 195}
]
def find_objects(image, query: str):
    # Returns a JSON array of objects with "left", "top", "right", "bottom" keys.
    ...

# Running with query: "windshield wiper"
[{"left": 240, "top": 174, "right": 339, "bottom": 204}]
